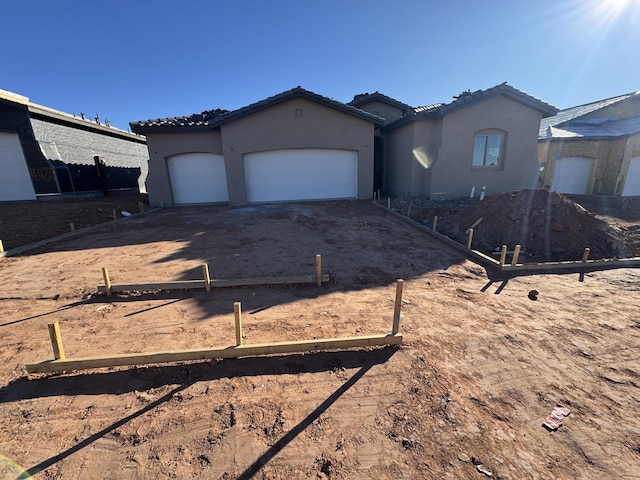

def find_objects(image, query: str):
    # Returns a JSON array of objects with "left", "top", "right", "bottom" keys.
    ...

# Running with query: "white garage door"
[
  {"left": 244, "top": 149, "right": 358, "bottom": 202},
  {"left": 622, "top": 157, "right": 640, "bottom": 196},
  {"left": 0, "top": 132, "right": 36, "bottom": 201},
  {"left": 167, "top": 153, "right": 228, "bottom": 204},
  {"left": 551, "top": 157, "right": 592, "bottom": 194}
]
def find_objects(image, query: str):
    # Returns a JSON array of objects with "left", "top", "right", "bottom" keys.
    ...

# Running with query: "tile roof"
[
  {"left": 381, "top": 82, "right": 558, "bottom": 132},
  {"left": 539, "top": 92, "right": 639, "bottom": 138},
  {"left": 131, "top": 87, "right": 385, "bottom": 133},
  {"left": 348, "top": 92, "right": 413, "bottom": 112}
]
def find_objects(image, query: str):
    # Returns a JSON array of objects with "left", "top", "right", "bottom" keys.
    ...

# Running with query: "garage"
[
  {"left": 622, "top": 157, "right": 640, "bottom": 196},
  {"left": 244, "top": 149, "right": 357, "bottom": 202},
  {"left": 167, "top": 153, "right": 228, "bottom": 204},
  {"left": 0, "top": 132, "right": 36, "bottom": 201},
  {"left": 551, "top": 157, "right": 593, "bottom": 194}
]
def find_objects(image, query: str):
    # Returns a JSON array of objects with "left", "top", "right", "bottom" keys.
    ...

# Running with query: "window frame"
[{"left": 471, "top": 129, "right": 506, "bottom": 170}]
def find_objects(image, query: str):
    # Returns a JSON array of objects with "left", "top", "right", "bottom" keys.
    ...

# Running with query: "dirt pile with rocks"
[{"left": 395, "top": 189, "right": 632, "bottom": 262}]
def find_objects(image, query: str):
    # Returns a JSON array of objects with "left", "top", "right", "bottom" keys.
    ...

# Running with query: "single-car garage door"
[
  {"left": 0, "top": 132, "right": 36, "bottom": 201},
  {"left": 622, "top": 157, "right": 640, "bottom": 196},
  {"left": 551, "top": 157, "right": 592, "bottom": 194},
  {"left": 244, "top": 149, "right": 357, "bottom": 202},
  {"left": 167, "top": 153, "right": 228, "bottom": 204}
]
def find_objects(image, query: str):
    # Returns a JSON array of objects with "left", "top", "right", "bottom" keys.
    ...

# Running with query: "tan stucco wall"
[
  {"left": 356, "top": 100, "right": 405, "bottom": 123},
  {"left": 431, "top": 95, "right": 543, "bottom": 199},
  {"left": 220, "top": 98, "right": 375, "bottom": 205},
  {"left": 144, "top": 131, "right": 223, "bottom": 206},
  {"left": 383, "top": 122, "right": 417, "bottom": 196}
]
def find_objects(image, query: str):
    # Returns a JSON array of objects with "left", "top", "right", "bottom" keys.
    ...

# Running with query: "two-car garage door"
[
  {"left": 244, "top": 149, "right": 357, "bottom": 202},
  {"left": 167, "top": 149, "right": 358, "bottom": 204}
]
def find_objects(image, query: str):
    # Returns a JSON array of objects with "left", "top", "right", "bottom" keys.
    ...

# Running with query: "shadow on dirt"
[{"left": 4, "top": 347, "right": 397, "bottom": 477}]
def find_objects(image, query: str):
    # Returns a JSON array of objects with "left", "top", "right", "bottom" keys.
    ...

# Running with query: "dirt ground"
[{"left": 0, "top": 196, "right": 639, "bottom": 479}]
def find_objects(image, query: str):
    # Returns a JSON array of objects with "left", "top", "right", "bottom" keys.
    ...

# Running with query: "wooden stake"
[
  {"left": 511, "top": 245, "right": 521, "bottom": 266},
  {"left": 234, "top": 302, "right": 243, "bottom": 346},
  {"left": 138, "top": 201, "right": 144, "bottom": 213},
  {"left": 432, "top": 215, "right": 438, "bottom": 232},
  {"left": 102, "top": 267, "right": 112, "bottom": 297},
  {"left": 407, "top": 205, "right": 412, "bottom": 217},
  {"left": 202, "top": 264, "right": 211, "bottom": 292},
  {"left": 112, "top": 209, "right": 117, "bottom": 220},
  {"left": 387, "top": 197, "right": 391, "bottom": 209},
  {"left": 499, "top": 245, "right": 507, "bottom": 265},
  {"left": 466, "top": 228, "right": 474, "bottom": 249},
  {"left": 70, "top": 223, "right": 75, "bottom": 232},
  {"left": 392, "top": 279, "right": 404, "bottom": 335},
  {"left": 315, "top": 254, "right": 322, "bottom": 287},
  {"left": 377, "top": 189, "right": 381, "bottom": 203},
  {"left": 48, "top": 322, "right": 65, "bottom": 360},
  {"left": 0, "top": 240, "right": 4, "bottom": 253},
  {"left": 582, "top": 248, "right": 590, "bottom": 262}
]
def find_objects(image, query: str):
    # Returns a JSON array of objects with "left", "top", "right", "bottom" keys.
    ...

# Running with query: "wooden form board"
[
  {"left": 96, "top": 274, "right": 331, "bottom": 294},
  {"left": 25, "top": 334, "right": 403, "bottom": 374},
  {"left": 375, "top": 202, "right": 640, "bottom": 273}
]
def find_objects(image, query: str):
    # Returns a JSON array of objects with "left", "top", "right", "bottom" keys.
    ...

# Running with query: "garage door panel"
[
  {"left": 244, "top": 149, "right": 357, "bottom": 202},
  {"left": 0, "top": 132, "right": 36, "bottom": 201},
  {"left": 622, "top": 157, "right": 640, "bottom": 196},
  {"left": 168, "top": 153, "right": 228, "bottom": 204},
  {"left": 552, "top": 157, "right": 592, "bottom": 194}
]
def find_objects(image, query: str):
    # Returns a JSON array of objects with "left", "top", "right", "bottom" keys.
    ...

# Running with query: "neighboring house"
[
  {"left": 538, "top": 92, "right": 640, "bottom": 196},
  {"left": 0, "top": 89, "right": 148, "bottom": 202},
  {"left": 131, "top": 87, "right": 384, "bottom": 207},
  {"left": 365, "top": 83, "right": 558, "bottom": 199}
]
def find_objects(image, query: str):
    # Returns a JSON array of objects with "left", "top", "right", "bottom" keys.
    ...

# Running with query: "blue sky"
[{"left": 2, "top": 0, "right": 639, "bottom": 131}]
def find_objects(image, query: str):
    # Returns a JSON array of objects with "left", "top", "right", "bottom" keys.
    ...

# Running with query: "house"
[
  {"left": 538, "top": 92, "right": 640, "bottom": 196},
  {"left": 366, "top": 83, "right": 558, "bottom": 199},
  {"left": 131, "top": 87, "right": 384, "bottom": 207},
  {"left": 131, "top": 83, "right": 556, "bottom": 207},
  {"left": 0, "top": 89, "right": 148, "bottom": 202}
]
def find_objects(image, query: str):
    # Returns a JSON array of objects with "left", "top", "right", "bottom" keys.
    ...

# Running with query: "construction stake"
[
  {"left": 234, "top": 302, "right": 243, "bottom": 346},
  {"left": 466, "top": 229, "right": 474, "bottom": 249},
  {"left": 112, "top": 209, "right": 117, "bottom": 220},
  {"left": 511, "top": 245, "right": 521, "bottom": 266},
  {"left": 392, "top": 279, "right": 404, "bottom": 335},
  {"left": 432, "top": 215, "right": 438, "bottom": 232},
  {"left": 102, "top": 267, "right": 112, "bottom": 297},
  {"left": 499, "top": 245, "right": 507, "bottom": 265},
  {"left": 0, "top": 240, "right": 4, "bottom": 253},
  {"left": 70, "top": 223, "right": 75, "bottom": 232},
  {"left": 407, "top": 205, "right": 412, "bottom": 217},
  {"left": 316, "top": 254, "right": 322, "bottom": 287},
  {"left": 582, "top": 248, "right": 591, "bottom": 262},
  {"left": 48, "top": 322, "right": 66, "bottom": 360},
  {"left": 138, "top": 201, "right": 144, "bottom": 213},
  {"left": 387, "top": 197, "right": 391, "bottom": 209},
  {"left": 202, "top": 264, "right": 211, "bottom": 292}
]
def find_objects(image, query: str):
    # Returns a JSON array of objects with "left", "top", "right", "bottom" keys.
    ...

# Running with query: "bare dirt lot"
[{"left": 1, "top": 197, "right": 639, "bottom": 479}]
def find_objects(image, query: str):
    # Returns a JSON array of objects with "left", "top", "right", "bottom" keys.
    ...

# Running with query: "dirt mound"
[{"left": 397, "top": 189, "right": 630, "bottom": 262}]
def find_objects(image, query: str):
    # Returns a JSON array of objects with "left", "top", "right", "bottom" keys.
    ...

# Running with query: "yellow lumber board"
[
  {"left": 25, "top": 334, "right": 403, "bottom": 374},
  {"left": 96, "top": 274, "right": 331, "bottom": 293}
]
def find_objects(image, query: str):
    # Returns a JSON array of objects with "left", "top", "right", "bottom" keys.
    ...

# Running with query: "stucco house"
[
  {"left": 538, "top": 91, "right": 640, "bottom": 196},
  {"left": 0, "top": 89, "right": 148, "bottom": 202},
  {"left": 132, "top": 83, "right": 556, "bottom": 207},
  {"left": 131, "top": 87, "right": 384, "bottom": 207},
  {"left": 354, "top": 83, "right": 558, "bottom": 200}
]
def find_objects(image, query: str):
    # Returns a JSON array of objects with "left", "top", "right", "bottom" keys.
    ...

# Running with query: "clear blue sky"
[{"left": 2, "top": 0, "right": 639, "bottom": 131}]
